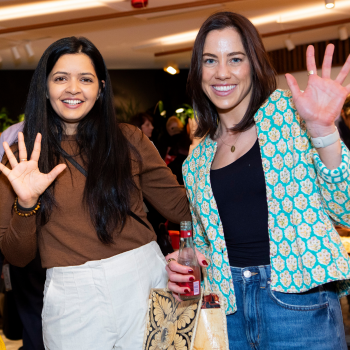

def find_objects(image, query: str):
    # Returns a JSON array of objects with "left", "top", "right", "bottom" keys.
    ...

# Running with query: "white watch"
[{"left": 311, "top": 127, "right": 340, "bottom": 148}]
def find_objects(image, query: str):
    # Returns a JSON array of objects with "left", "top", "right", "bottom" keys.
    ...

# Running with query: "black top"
[
  {"left": 338, "top": 118, "right": 350, "bottom": 150},
  {"left": 210, "top": 139, "right": 270, "bottom": 268}
]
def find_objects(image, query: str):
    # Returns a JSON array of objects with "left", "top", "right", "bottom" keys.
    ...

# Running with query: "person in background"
[
  {"left": 0, "top": 36, "right": 190, "bottom": 350},
  {"left": 1, "top": 122, "right": 45, "bottom": 350},
  {"left": 0, "top": 122, "right": 23, "bottom": 160},
  {"left": 166, "top": 11, "right": 350, "bottom": 349},
  {"left": 130, "top": 112, "right": 154, "bottom": 138},
  {"left": 337, "top": 94, "right": 350, "bottom": 149}
]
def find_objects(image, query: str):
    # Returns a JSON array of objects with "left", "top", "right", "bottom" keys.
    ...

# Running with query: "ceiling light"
[
  {"left": 176, "top": 108, "right": 185, "bottom": 113},
  {"left": 164, "top": 66, "right": 179, "bottom": 75},
  {"left": 0, "top": 0, "right": 123, "bottom": 21},
  {"left": 325, "top": 0, "right": 335, "bottom": 9},
  {"left": 339, "top": 26, "right": 349, "bottom": 40},
  {"left": 285, "top": 39, "right": 295, "bottom": 51},
  {"left": 25, "top": 43, "right": 34, "bottom": 58},
  {"left": 160, "top": 111, "right": 167, "bottom": 116},
  {"left": 11, "top": 46, "right": 20, "bottom": 60}
]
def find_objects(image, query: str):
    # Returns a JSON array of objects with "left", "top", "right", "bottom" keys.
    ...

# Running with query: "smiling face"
[
  {"left": 201, "top": 27, "right": 253, "bottom": 120},
  {"left": 47, "top": 53, "right": 103, "bottom": 134}
]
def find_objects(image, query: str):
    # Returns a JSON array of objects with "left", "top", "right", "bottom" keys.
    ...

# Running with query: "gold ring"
[
  {"left": 167, "top": 258, "right": 176, "bottom": 264},
  {"left": 20, "top": 159, "right": 27, "bottom": 162},
  {"left": 307, "top": 70, "right": 315, "bottom": 76}
]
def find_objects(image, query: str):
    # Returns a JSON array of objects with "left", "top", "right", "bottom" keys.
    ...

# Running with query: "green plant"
[
  {"left": 0, "top": 108, "right": 19, "bottom": 133},
  {"left": 115, "top": 99, "right": 140, "bottom": 123},
  {"left": 174, "top": 104, "right": 194, "bottom": 125}
]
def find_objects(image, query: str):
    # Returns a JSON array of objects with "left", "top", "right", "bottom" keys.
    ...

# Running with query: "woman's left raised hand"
[{"left": 285, "top": 44, "right": 350, "bottom": 137}]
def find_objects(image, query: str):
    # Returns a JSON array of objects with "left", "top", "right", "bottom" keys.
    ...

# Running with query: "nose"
[
  {"left": 216, "top": 61, "right": 231, "bottom": 80},
  {"left": 65, "top": 78, "right": 81, "bottom": 95}
]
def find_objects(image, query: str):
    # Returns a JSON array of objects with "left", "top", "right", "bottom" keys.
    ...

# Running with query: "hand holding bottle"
[{"left": 165, "top": 221, "right": 208, "bottom": 302}]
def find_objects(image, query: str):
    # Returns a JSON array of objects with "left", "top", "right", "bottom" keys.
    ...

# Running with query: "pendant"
[{"left": 231, "top": 145, "right": 235, "bottom": 152}]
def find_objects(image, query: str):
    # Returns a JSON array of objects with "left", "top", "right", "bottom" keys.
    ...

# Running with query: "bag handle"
[{"left": 66, "top": 156, "right": 151, "bottom": 231}]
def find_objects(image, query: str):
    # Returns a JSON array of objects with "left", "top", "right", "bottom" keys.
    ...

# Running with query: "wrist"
[
  {"left": 306, "top": 123, "right": 336, "bottom": 138},
  {"left": 17, "top": 198, "right": 39, "bottom": 209}
]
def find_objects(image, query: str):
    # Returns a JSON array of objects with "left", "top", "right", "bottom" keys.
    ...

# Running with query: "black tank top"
[{"left": 210, "top": 139, "right": 270, "bottom": 268}]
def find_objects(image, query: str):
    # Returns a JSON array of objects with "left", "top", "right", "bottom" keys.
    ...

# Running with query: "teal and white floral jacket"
[{"left": 182, "top": 89, "right": 350, "bottom": 315}]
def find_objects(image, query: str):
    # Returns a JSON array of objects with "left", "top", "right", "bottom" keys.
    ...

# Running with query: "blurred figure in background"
[
  {"left": 337, "top": 94, "right": 350, "bottom": 149},
  {"left": 130, "top": 112, "right": 154, "bottom": 138},
  {"left": 0, "top": 122, "right": 45, "bottom": 350}
]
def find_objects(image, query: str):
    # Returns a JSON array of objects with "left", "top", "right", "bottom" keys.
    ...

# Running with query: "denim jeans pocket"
[{"left": 268, "top": 284, "right": 329, "bottom": 311}]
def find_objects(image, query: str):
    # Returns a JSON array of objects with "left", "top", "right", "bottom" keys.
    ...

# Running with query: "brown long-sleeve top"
[{"left": 0, "top": 124, "right": 191, "bottom": 268}]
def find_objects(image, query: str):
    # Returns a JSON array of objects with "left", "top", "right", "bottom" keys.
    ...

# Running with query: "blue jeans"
[{"left": 226, "top": 265, "right": 347, "bottom": 350}]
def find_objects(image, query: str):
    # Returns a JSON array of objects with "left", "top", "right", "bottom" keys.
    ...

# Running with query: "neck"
[{"left": 63, "top": 122, "right": 78, "bottom": 135}]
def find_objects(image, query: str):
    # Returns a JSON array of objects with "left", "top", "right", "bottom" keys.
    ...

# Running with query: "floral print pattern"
[{"left": 183, "top": 89, "right": 350, "bottom": 315}]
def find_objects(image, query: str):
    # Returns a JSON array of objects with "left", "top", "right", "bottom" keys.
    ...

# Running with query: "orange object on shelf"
[{"left": 168, "top": 230, "right": 180, "bottom": 250}]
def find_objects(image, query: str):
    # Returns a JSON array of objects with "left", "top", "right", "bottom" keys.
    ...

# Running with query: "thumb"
[
  {"left": 285, "top": 73, "right": 301, "bottom": 100},
  {"left": 46, "top": 164, "right": 67, "bottom": 185},
  {"left": 195, "top": 247, "right": 209, "bottom": 268}
]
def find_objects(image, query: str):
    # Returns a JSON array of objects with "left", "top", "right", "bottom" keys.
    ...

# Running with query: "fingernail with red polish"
[
  {"left": 184, "top": 289, "right": 190, "bottom": 293},
  {"left": 189, "top": 277, "right": 194, "bottom": 282},
  {"left": 188, "top": 269, "right": 193, "bottom": 273},
  {"left": 202, "top": 260, "right": 208, "bottom": 266}
]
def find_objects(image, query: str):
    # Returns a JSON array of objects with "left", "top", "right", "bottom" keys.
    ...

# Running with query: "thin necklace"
[{"left": 219, "top": 131, "right": 242, "bottom": 153}]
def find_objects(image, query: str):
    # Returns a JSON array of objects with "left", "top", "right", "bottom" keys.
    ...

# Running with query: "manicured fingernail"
[
  {"left": 189, "top": 277, "right": 194, "bottom": 282},
  {"left": 188, "top": 269, "right": 193, "bottom": 273},
  {"left": 184, "top": 289, "right": 190, "bottom": 293},
  {"left": 202, "top": 260, "right": 208, "bottom": 266}
]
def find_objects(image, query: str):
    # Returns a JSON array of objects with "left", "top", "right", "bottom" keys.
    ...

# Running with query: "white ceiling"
[{"left": 0, "top": 0, "right": 349, "bottom": 70}]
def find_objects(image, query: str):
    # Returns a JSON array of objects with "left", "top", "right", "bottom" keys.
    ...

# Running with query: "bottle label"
[
  {"left": 180, "top": 230, "right": 192, "bottom": 238},
  {"left": 193, "top": 281, "right": 200, "bottom": 296},
  {"left": 180, "top": 280, "right": 200, "bottom": 296}
]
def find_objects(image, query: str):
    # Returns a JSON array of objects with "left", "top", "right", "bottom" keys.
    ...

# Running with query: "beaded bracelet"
[{"left": 13, "top": 197, "right": 41, "bottom": 217}]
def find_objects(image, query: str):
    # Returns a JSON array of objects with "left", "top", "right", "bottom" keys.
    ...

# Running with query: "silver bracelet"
[{"left": 311, "top": 127, "right": 340, "bottom": 148}]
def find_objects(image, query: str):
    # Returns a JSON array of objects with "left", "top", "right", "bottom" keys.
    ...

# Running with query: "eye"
[
  {"left": 230, "top": 57, "right": 242, "bottom": 63},
  {"left": 81, "top": 78, "right": 93, "bottom": 83},
  {"left": 54, "top": 76, "right": 66, "bottom": 82},
  {"left": 204, "top": 58, "right": 216, "bottom": 65}
]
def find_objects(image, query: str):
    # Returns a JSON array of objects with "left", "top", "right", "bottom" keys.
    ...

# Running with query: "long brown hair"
[{"left": 187, "top": 12, "right": 276, "bottom": 138}]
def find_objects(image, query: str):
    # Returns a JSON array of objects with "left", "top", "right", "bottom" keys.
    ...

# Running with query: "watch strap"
[{"left": 311, "top": 127, "right": 340, "bottom": 148}]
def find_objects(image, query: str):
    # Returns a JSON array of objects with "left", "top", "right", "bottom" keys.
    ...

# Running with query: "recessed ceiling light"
[
  {"left": 325, "top": 0, "right": 335, "bottom": 9},
  {"left": 164, "top": 66, "right": 179, "bottom": 75}
]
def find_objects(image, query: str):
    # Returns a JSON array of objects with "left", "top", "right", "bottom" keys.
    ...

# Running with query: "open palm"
[
  {"left": 286, "top": 44, "right": 350, "bottom": 132},
  {"left": 0, "top": 132, "right": 66, "bottom": 208}
]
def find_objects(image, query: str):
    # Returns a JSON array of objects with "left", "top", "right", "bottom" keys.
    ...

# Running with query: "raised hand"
[
  {"left": 285, "top": 44, "right": 350, "bottom": 138},
  {"left": 0, "top": 132, "right": 66, "bottom": 208}
]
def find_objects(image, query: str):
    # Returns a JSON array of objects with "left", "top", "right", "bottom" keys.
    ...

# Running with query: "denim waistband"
[{"left": 230, "top": 265, "right": 271, "bottom": 288}]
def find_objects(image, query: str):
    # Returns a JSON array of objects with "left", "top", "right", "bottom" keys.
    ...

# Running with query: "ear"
[{"left": 97, "top": 80, "right": 105, "bottom": 100}]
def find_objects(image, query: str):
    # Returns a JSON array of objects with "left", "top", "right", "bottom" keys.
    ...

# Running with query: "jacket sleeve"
[
  {"left": 0, "top": 154, "right": 38, "bottom": 267},
  {"left": 128, "top": 125, "right": 191, "bottom": 224},
  {"left": 312, "top": 141, "right": 350, "bottom": 228}
]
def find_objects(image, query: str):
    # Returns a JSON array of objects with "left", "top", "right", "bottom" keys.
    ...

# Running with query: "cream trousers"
[{"left": 42, "top": 241, "right": 168, "bottom": 350}]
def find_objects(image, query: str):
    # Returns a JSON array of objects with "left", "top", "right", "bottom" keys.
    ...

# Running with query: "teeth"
[
  {"left": 63, "top": 100, "right": 83, "bottom": 105},
  {"left": 213, "top": 85, "right": 235, "bottom": 92}
]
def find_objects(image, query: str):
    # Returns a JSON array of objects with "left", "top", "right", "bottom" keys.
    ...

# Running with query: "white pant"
[{"left": 42, "top": 241, "right": 168, "bottom": 350}]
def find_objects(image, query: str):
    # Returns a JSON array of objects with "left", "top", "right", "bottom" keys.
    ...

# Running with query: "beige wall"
[{"left": 276, "top": 67, "right": 350, "bottom": 92}]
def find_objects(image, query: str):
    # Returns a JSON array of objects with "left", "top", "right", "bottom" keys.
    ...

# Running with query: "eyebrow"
[
  {"left": 52, "top": 71, "right": 96, "bottom": 77},
  {"left": 202, "top": 51, "right": 246, "bottom": 57}
]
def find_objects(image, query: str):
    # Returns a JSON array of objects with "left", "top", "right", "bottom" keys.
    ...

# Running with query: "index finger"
[
  {"left": 168, "top": 260, "right": 195, "bottom": 274},
  {"left": 306, "top": 45, "right": 318, "bottom": 77},
  {"left": 30, "top": 133, "right": 42, "bottom": 162}
]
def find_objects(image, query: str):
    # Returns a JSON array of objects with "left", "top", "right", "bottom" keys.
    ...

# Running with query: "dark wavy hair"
[
  {"left": 23, "top": 36, "right": 139, "bottom": 244},
  {"left": 130, "top": 113, "right": 153, "bottom": 129},
  {"left": 187, "top": 12, "right": 276, "bottom": 138}
]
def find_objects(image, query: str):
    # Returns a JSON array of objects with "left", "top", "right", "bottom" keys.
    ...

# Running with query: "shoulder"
[
  {"left": 255, "top": 89, "right": 298, "bottom": 126},
  {"left": 1, "top": 122, "right": 24, "bottom": 143}
]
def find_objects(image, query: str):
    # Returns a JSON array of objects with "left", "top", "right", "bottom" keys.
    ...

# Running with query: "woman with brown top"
[{"left": 0, "top": 37, "right": 190, "bottom": 350}]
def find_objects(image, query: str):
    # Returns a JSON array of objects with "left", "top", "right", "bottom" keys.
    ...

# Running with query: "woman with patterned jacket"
[{"left": 165, "top": 11, "right": 350, "bottom": 350}]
